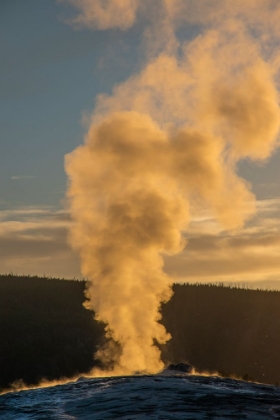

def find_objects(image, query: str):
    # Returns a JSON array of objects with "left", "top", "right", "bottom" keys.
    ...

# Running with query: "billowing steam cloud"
[{"left": 64, "top": 0, "right": 280, "bottom": 374}]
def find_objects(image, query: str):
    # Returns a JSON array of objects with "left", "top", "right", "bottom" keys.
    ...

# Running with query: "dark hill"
[{"left": 1, "top": 274, "right": 280, "bottom": 389}]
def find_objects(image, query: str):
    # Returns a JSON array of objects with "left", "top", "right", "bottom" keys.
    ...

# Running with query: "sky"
[
  {"left": 2, "top": 0, "right": 280, "bottom": 289},
  {"left": 1, "top": 0, "right": 140, "bottom": 278}
]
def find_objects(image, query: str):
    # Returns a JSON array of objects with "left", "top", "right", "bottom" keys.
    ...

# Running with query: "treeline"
[
  {"left": 0, "top": 274, "right": 105, "bottom": 391},
  {"left": 160, "top": 284, "right": 280, "bottom": 385},
  {"left": 1, "top": 274, "right": 280, "bottom": 390}
]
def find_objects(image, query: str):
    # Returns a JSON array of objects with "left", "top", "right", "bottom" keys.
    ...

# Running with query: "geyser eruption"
[{"left": 64, "top": 0, "right": 280, "bottom": 374}]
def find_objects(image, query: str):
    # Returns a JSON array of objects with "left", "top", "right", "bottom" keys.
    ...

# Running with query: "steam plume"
[{"left": 64, "top": 1, "right": 280, "bottom": 374}]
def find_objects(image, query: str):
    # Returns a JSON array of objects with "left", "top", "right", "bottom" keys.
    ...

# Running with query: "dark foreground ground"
[{"left": 1, "top": 374, "right": 280, "bottom": 419}]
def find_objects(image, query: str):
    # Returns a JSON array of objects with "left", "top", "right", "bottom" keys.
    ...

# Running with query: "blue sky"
[
  {"left": 1, "top": 0, "right": 280, "bottom": 287},
  {"left": 1, "top": 0, "right": 279, "bottom": 211},
  {"left": 1, "top": 0, "right": 141, "bottom": 209}
]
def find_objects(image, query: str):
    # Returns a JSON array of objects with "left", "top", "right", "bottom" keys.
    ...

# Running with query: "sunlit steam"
[{"left": 64, "top": 0, "right": 280, "bottom": 375}]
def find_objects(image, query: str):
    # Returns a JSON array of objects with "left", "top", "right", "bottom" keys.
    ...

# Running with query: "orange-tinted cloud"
[
  {"left": 0, "top": 207, "right": 81, "bottom": 279},
  {"left": 165, "top": 199, "right": 280, "bottom": 284}
]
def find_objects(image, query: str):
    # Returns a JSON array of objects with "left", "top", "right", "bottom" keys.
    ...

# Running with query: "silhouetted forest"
[
  {"left": 1, "top": 274, "right": 280, "bottom": 391},
  {"left": 160, "top": 284, "right": 280, "bottom": 385},
  {"left": 0, "top": 275, "right": 106, "bottom": 391}
]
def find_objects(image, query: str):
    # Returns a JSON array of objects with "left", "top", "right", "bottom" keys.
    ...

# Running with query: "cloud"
[
  {"left": 1, "top": 200, "right": 280, "bottom": 285},
  {"left": 2, "top": 198, "right": 276, "bottom": 286},
  {"left": 0, "top": 207, "right": 81, "bottom": 279},
  {"left": 164, "top": 199, "right": 280, "bottom": 284}
]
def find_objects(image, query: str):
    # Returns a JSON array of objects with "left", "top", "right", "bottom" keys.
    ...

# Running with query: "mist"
[{"left": 64, "top": 0, "right": 280, "bottom": 374}]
